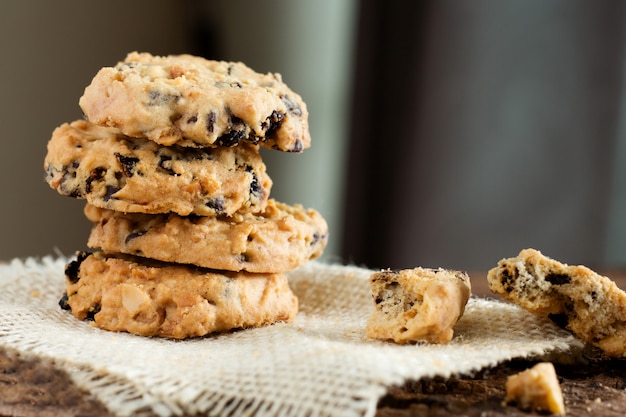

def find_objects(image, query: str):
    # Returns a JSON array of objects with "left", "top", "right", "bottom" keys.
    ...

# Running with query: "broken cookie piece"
[
  {"left": 488, "top": 248, "right": 626, "bottom": 358},
  {"left": 366, "top": 268, "right": 471, "bottom": 344},
  {"left": 504, "top": 362, "right": 565, "bottom": 415}
]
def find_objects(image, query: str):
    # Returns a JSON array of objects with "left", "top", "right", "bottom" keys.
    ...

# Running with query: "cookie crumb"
[{"left": 504, "top": 362, "right": 565, "bottom": 415}]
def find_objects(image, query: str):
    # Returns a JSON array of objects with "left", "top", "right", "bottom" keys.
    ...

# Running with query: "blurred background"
[{"left": 1, "top": 0, "right": 624, "bottom": 271}]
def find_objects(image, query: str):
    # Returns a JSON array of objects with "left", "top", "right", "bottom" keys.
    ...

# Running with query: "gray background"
[
  {"left": 1, "top": 0, "right": 625, "bottom": 271},
  {"left": 0, "top": 0, "right": 354, "bottom": 262}
]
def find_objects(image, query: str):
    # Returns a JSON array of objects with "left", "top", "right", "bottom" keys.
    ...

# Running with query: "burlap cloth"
[{"left": 0, "top": 256, "right": 581, "bottom": 417}]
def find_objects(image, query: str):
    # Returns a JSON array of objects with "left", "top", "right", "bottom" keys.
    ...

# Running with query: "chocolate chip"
[
  {"left": 59, "top": 292, "right": 70, "bottom": 310},
  {"left": 103, "top": 185, "right": 120, "bottom": 201},
  {"left": 500, "top": 268, "right": 517, "bottom": 293},
  {"left": 546, "top": 273, "right": 571, "bottom": 285},
  {"left": 205, "top": 197, "right": 225, "bottom": 213},
  {"left": 216, "top": 115, "right": 247, "bottom": 147},
  {"left": 281, "top": 95, "right": 303, "bottom": 116},
  {"left": 85, "top": 167, "right": 106, "bottom": 193},
  {"left": 548, "top": 312, "right": 569, "bottom": 329},
  {"left": 247, "top": 133, "right": 261, "bottom": 145},
  {"left": 157, "top": 155, "right": 178, "bottom": 176},
  {"left": 125, "top": 230, "right": 146, "bottom": 244},
  {"left": 262, "top": 110, "right": 285, "bottom": 137},
  {"left": 64, "top": 264, "right": 80, "bottom": 284},
  {"left": 206, "top": 111, "right": 216, "bottom": 133},
  {"left": 115, "top": 153, "right": 140, "bottom": 177},
  {"left": 246, "top": 165, "right": 262, "bottom": 197},
  {"left": 147, "top": 90, "right": 181, "bottom": 106},
  {"left": 187, "top": 115, "right": 198, "bottom": 124},
  {"left": 216, "top": 128, "right": 246, "bottom": 147},
  {"left": 65, "top": 251, "right": 90, "bottom": 284},
  {"left": 310, "top": 232, "right": 321, "bottom": 246},
  {"left": 85, "top": 304, "right": 101, "bottom": 321},
  {"left": 55, "top": 163, "right": 82, "bottom": 197}
]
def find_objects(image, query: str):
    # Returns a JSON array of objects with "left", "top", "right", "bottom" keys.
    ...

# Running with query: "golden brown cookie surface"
[
  {"left": 60, "top": 252, "right": 298, "bottom": 339},
  {"left": 366, "top": 267, "right": 471, "bottom": 344},
  {"left": 488, "top": 248, "right": 626, "bottom": 357},
  {"left": 79, "top": 52, "right": 310, "bottom": 152},
  {"left": 84, "top": 199, "right": 328, "bottom": 273},
  {"left": 44, "top": 120, "right": 272, "bottom": 216}
]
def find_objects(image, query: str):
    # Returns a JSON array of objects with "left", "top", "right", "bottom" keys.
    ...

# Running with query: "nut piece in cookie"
[
  {"left": 504, "top": 362, "right": 565, "bottom": 415},
  {"left": 366, "top": 268, "right": 471, "bottom": 344},
  {"left": 488, "top": 248, "right": 626, "bottom": 358}
]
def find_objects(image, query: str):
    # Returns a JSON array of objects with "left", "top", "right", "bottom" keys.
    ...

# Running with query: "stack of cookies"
[{"left": 44, "top": 52, "right": 328, "bottom": 339}]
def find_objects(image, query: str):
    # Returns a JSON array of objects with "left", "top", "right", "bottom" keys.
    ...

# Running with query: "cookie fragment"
[
  {"left": 488, "top": 248, "right": 626, "bottom": 358},
  {"left": 366, "top": 268, "right": 471, "bottom": 344},
  {"left": 62, "top": 252, "right": 298, "bottom": 339},
  {"left": 79, "top": 52, "right": 310, "bottom": 152},
  {"left": 84, "top": 199, "right": 328, "bottom": 273},
  {"left": 504, "top": 362, "right": 565, "bottom": 415}
]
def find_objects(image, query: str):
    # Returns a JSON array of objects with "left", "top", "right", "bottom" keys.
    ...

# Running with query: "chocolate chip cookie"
[
  {"left": 84, "top": 199, "right": 329, "bottom": 273},
  {"left": 79, "top": 52, "right": 310, "bottom": 152},
  {"left": 366, "top": 268, "right": 471, "bottom": 344},
  {"left": 44, "top": 120, "right": 272, "bottom": 216},
  {"left": 60, "top": 251, "right": 298, "bottom": 339},
  {"left": 488, "top": 248, "right": 626, "bottom": 357}
]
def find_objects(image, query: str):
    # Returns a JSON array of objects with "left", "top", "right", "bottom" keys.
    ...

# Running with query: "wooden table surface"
[{"left": 1, "top": 265, "right": 626, "bottom": 417}]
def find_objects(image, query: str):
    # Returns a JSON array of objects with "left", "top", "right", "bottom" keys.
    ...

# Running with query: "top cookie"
[{"left": 79, "top": 52, "right": 310, "bottom": 152}]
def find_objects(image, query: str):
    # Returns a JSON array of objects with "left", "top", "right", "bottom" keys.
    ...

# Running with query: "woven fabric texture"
[{"left": 0, "top": 257, "right": 580, "bottom": 417}]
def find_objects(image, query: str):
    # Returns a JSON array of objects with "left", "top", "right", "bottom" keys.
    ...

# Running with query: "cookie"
[
  {"left": 366, "top": 268, "right": 471, "bottom": 344},
  {"left": 84, "top": 199, "right": 329, "bottom": 273},
  {"left": 488, "top": 248, "right": 626, "bottom": 357},
  {"left": 60, "top": 252, "right": 298, "bottom": 339},
  {"left": 44, "top": 120, "right": 272, "bottom": 216},
  {"left": 504, "top": 362, "right": 565, "bottom": 414},
  {"left": 79, "top": 52, "right": 310, "bottom": 152}
]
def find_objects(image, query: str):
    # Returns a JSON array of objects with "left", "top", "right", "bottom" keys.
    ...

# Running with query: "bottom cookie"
[{"left": 60, "top": 252, "right": 298, "bottom": 339}]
